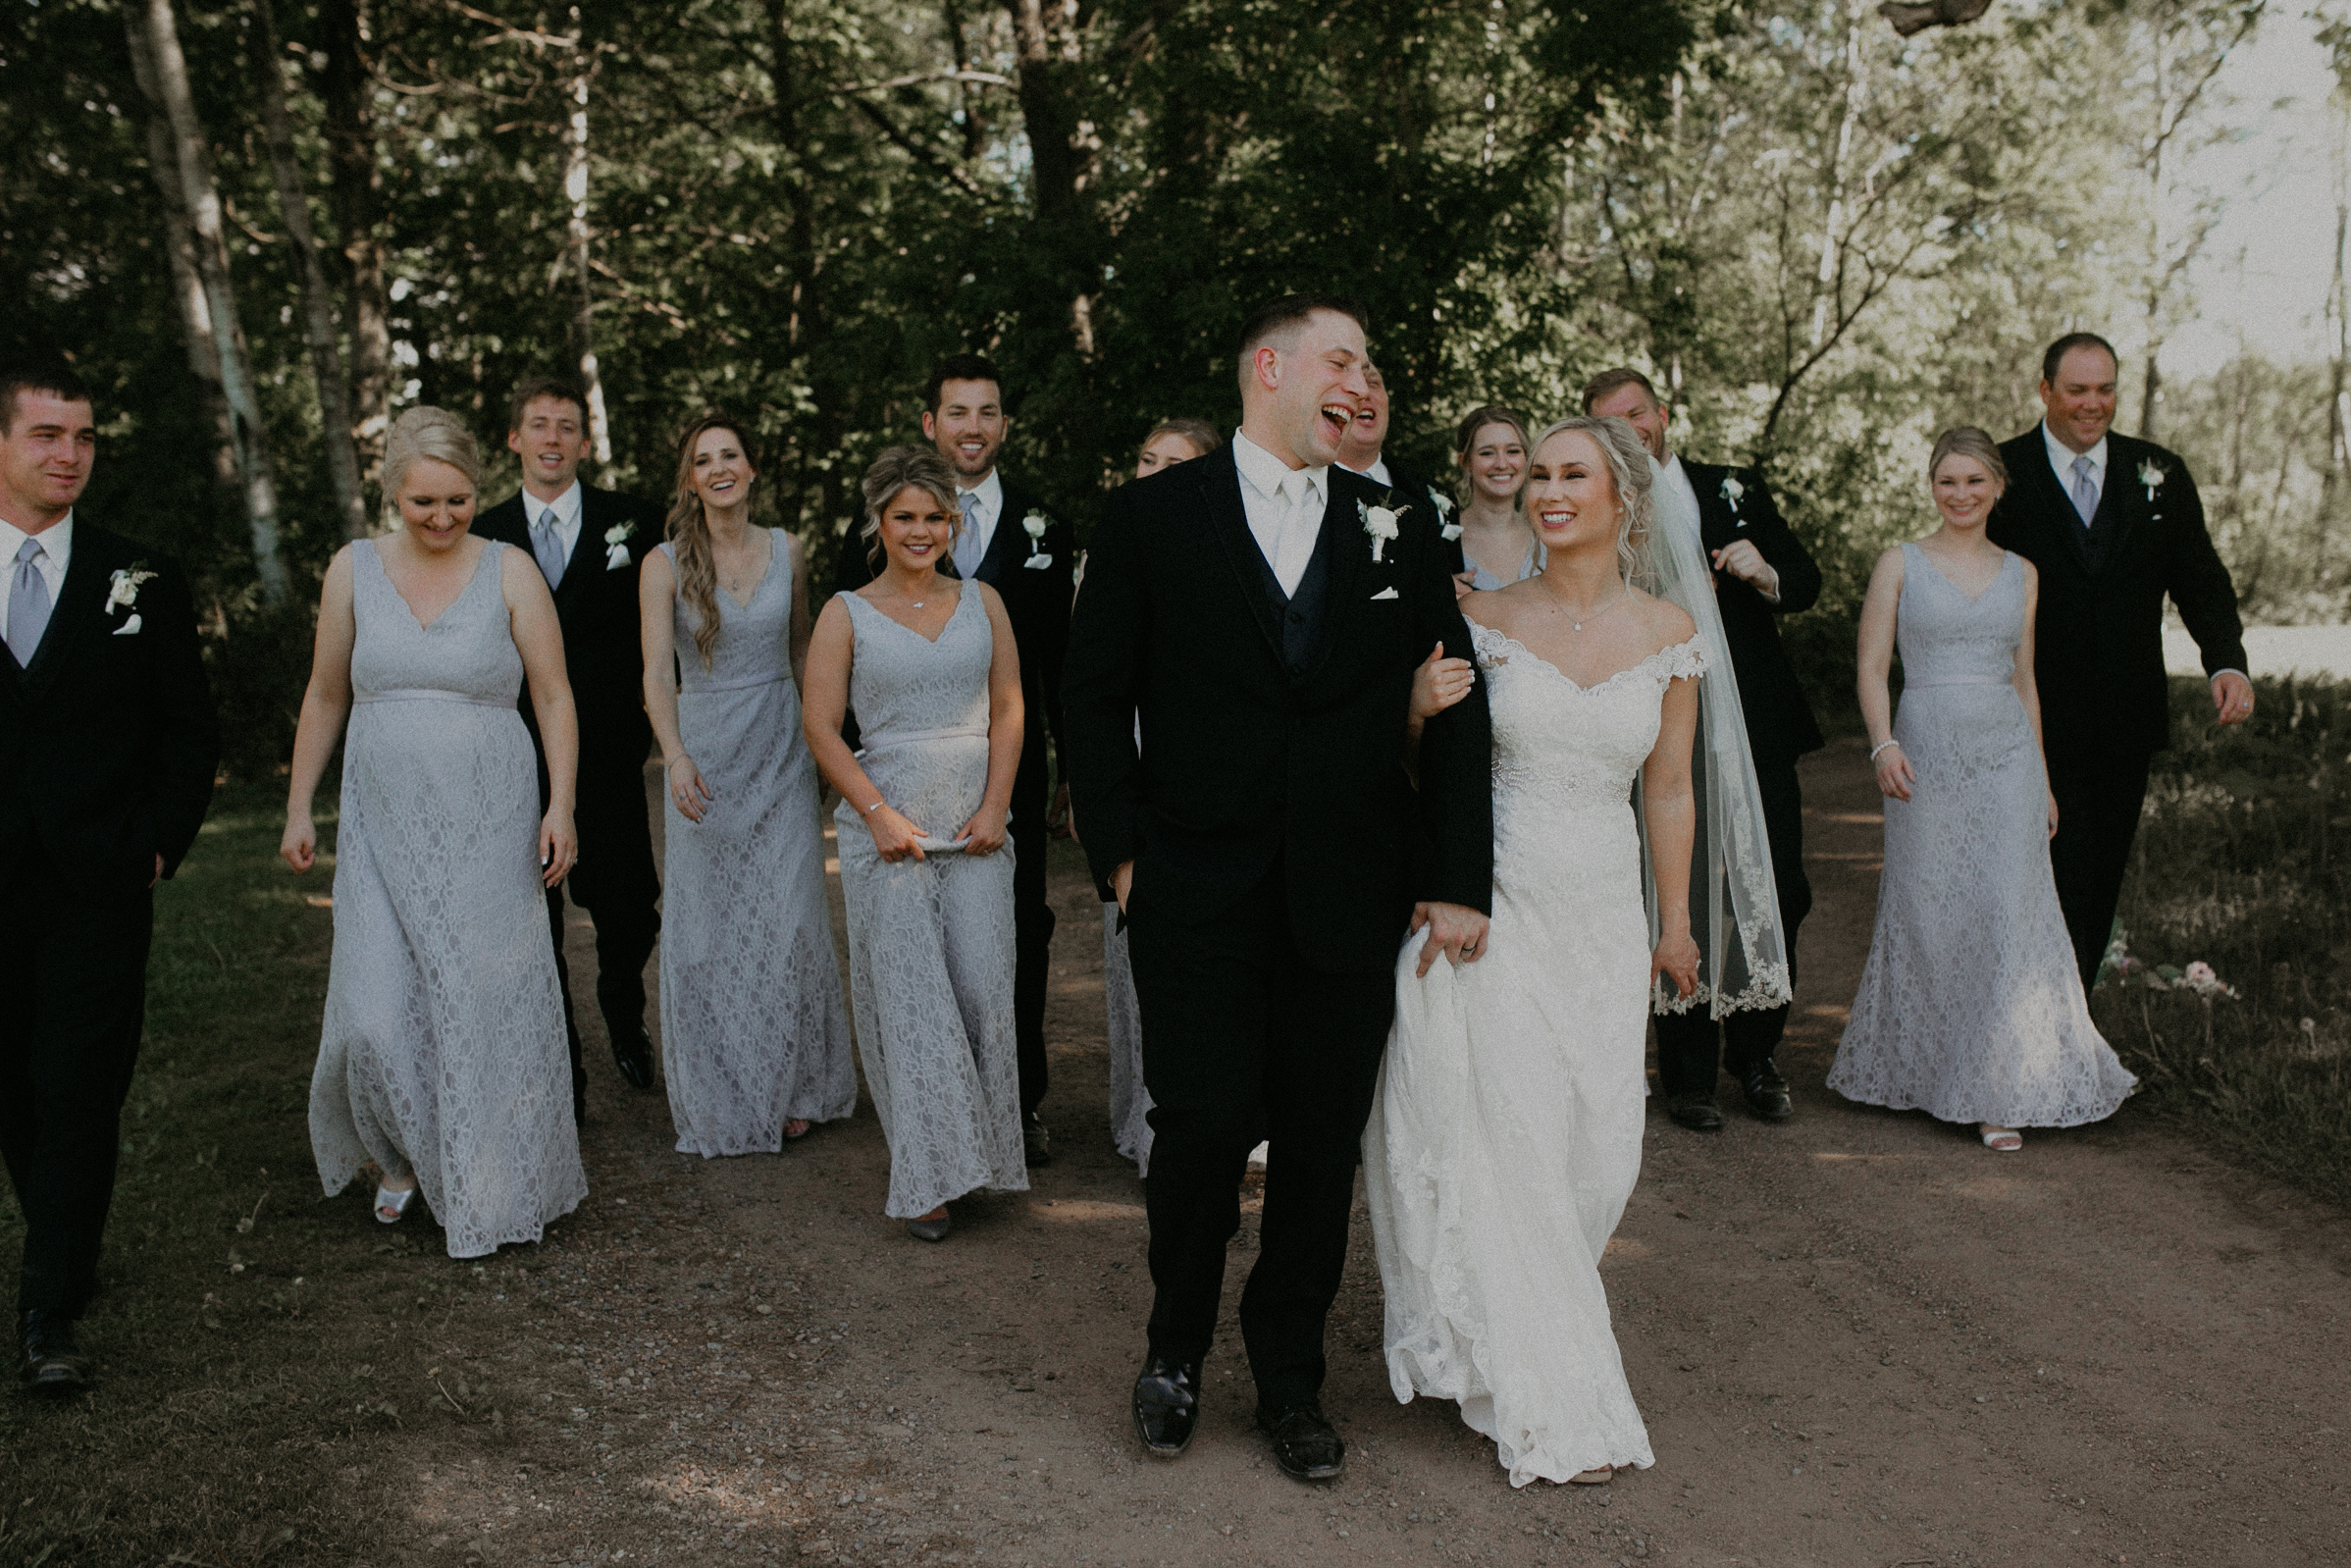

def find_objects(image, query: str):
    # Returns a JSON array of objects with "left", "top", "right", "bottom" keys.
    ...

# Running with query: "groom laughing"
[{"left": 1064, "top": 295, "right": 1492, "bottom": 1481}]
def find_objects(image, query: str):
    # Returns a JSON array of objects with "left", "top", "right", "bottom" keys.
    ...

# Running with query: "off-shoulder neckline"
[{"left": 1470, "top": 623, "right": 1704, "bottom": 695}]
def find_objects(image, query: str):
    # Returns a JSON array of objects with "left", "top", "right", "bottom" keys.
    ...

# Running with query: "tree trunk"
[
  {"left": 252, "top": 0, "right": 368, "bottom": 540},
  {"left": 1810, "top": 0, "right": 1869, "bottom": 352},
  {"left": 563, "top": 17, "right": 613, "bottom": 476},
  {"left": 126, "top": 0, "right": 290, "bottom": 602},
  {"left": 320, "top": 0, "right": 391, "bottom": 477},
  {"left": 1004, "top": 0, "right": 1099, "bottom": 361},
  {"left": 2326, "top": 93, "right": 2349, "bottom": 521},
  {"left": 761, "top": 0, "right": 848, "bottom": 531}
]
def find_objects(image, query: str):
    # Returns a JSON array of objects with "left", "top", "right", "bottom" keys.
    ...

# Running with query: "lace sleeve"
[
  {"left": 1468, "top": 620, "right": 1514, "bottom": 668},
  {"left": 1653, "top": 637, "right": 1707, "bottom": 683}
]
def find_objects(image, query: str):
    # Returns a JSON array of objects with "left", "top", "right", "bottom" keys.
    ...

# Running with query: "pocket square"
[
  {"left": 112, "top": 613, "right": 142, "bottom": 636},
  {"left": 1370, "top": 586, "right": 1399, "bottom": 601},
  {"left": 606, "top": 544, "right": 632, "bottom": 571},
  {"left": 1023, "top": 552, "right": 1054, "bottom": 570}
]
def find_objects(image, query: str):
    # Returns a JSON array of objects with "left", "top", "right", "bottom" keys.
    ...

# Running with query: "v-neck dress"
[
  {"left": 656, "top": 536, "right": 856, "bottom": 1157},
  {"left": 1829, "top": 544, "right": 2136, "bottom": 1125},
  {"left": 309, "top": 539, "right": 586, "bottom": 1256},
  {"left": 831, "top": 587, "right": 1026, "bottom": 1217}
]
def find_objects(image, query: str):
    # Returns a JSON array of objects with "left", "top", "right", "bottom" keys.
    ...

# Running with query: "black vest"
[{"left": 1249, "top": 498, "right": 1346, "bottom": 676}]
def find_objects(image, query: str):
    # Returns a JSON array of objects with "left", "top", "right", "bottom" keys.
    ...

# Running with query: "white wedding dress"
[{"left": 1364, "top": 621, "right": 1702, "bottom": 1486}]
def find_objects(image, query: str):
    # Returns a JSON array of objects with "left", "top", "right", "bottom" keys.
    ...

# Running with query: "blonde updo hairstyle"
[
  {"left": 1928, "top": 426, "right": 2008, "bottom": 489},
  {"left": 1527, "top": 414, "right": 1656, "bottom": 589},
  {"left": 663, "top": 413, "right": 762, "bottom": 672},
  {"left": 858, "top": 445, "right": 964, "bottom": 571},
  {"left": 381, "top": 405, "right": 482, "bottom": 501}
]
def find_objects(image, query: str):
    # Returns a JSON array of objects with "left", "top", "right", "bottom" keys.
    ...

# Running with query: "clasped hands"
[{"left": 866, "top": 799, "right": 1007, "bottom": 862}]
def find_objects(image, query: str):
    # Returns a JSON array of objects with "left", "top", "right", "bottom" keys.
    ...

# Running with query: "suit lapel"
[
  {"left": 1684, "top": 461, "right": 1732, "bottom": 553},
  {"left": 1315, "top": 468, "right": 1374, "bottom": 649},
  {"left": 2085, "top": 439, "right": 2142, "bottom": 574},
  {"left": 1198, "top": 449, "right": 1284, "bottom": 659},
  {"left": 26, "top": 530, "right": 113, "bottom": 697},
  {"left": 554, "top": 490, "right": 603, "bottom": 613},
  {"left": 2020, "top": 442, "right": 2096, "bottom": 577},
  {"left": 974, "top": 484, "right": 1030, "bottom": 586}
]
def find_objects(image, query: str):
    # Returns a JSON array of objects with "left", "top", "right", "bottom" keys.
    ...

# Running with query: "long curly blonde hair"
[{"left": 665, "top": 414, "right": 759, "bottom": 670}]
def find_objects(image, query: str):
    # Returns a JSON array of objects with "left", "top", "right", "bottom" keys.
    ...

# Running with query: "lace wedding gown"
[
  {"left": 1829, "top": 545, "right": 2135, "bottom": 1125},
  {"left": 832, "top": 588, "right": 1027, "bottom": 1219},
  {"left": 310, "top": 540, "right": 586, "bottom": 1257},
  {"left": 657, "top": 538, "right": 856, "bottom": 1157},
  {"left": 1365, "top": 622, "right": 1700, "bottom": 1486}
]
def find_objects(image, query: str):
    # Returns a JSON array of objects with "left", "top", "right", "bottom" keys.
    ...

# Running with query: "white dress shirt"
[
  {"left": 954, "top": 469, "right": 1005, "bottom": 578},
  {"left": 2042, "top": 423, "right": 2108, "bottom": 524},
  {"left": 523, "top": 479, "right": 585, "bottom": 566},
  {"left": 0, "top": 510, "right": 73, "bottom": 645},
  {"left": 1232, "top": 430, "right": 1329, "bottom": 597},
  {"left": 1338, "top": 455, "right": 1393, "bottom": 487}
]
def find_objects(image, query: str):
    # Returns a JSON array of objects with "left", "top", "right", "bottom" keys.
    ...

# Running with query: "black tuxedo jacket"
[
  {"left": 836, "top": 477, "right": 1075, "bottom": 808},
  {"left": 1676, "top": 459, "right": 1824, "bottom": 767},
  {"left": 1986, "top": 427, "right": 2246, "bottom": 758},
  {"left": 474, "top": 485, "right": 666, "bottom": 901},
  {"left": 0, "top": 521, "right": 219, "bottom": 888},
  {"left": 1064, "top": 446, "right": 1492, "bottom": 971}
]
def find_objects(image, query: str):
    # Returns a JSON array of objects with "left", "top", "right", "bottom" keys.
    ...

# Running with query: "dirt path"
[{"left": 368, "top": 739, "right": 2351, "bottom": 1568}]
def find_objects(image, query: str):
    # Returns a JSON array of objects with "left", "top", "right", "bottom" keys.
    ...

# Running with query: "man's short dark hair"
[
  {"left": 1580, "top": 367, "right": 1660, "bottom": 414},
  {"left": 507, "top": 374, "right": 591, "bottom": 435},
  {"left": 925, "top": 354, "right": 1003, "bottom": 415},
  {"left": 2041, "top": 333, "right": 2119, "bottom": 387},
  {"left": 0, "top": 363, "right": 94, "bottom": 435},
  {"left": 1235, "top": 293, "right": 1370, "bottom": 362}
]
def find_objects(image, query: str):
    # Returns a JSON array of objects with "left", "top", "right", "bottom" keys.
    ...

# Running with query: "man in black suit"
[
  {"left": 473, "top": 377, "right": 666, "bottom": 1117},
  {"left": 0, "top": 365, "right": 219, "bottom": 1391},
  {"left": 836, "top": 355, "right": 1075, "bottom": 1166},
  {"left": 1065, "top": 296, "right": 1492, "bottom": 1482},
  {"left": 1586, "top": 368, "right": 1822, "bottom": 1131},
  {"left": 1335, "top": 361, "right": 1455, "bottom": 543},
  {"left": 1988, "top": 333, "right": 2250, "bottom": 989}
]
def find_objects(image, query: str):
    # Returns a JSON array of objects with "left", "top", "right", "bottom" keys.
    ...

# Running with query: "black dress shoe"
[
  {"left": 1131, "top": 1354, "right": 1201, "bottom": 1457},
  {"left": 1667, "top": 1092, "right": 1725, "bottom": 1132},
  {"left": 1022, "top": 1112, "right": 1052, "bottom": 1169},
  {"left": 18, "top": 1311, "right": 91, "bottom": 1395},
  {"left": 611, "top": 1024, "right": 657, "bottom": 1091},
  {"left": 1256, "top": 1402, "right": 1344, "bottom": 1482},
  {"left": 1740, "top": 1060, "right": 1794, "bottom": 1122}
]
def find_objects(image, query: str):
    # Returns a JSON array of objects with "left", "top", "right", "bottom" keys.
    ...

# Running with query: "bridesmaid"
[
  {"left": 1450, "top": 404, "right": 1539, "bottom": 591},
  {"left": 642, "top": 415, "right": 855, "bottom": 1157},
  {"left": 1831, "top": 428, "right": 2135, "bottom": 1150},
  {"left": 1102, "top": 420, "right": 1222, "bottom": 1175},
  {"left": 285, "top": 406, "right": 587, "bottom": 1255},
  {"left": 802, "top": 445, "right": 1027, "bottom": 1241}
]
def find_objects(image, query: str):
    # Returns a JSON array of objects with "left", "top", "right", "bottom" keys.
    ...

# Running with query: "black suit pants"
[
  {"left": 547, "top": 749, "right": 661, "bottom": 1090},
  {"left": 1654, "top": 757, "right": 1811, "bottom": 1097},
  {"left": 1011, "top": 763, "right": 1056, "bottom": 1117},
  {"left": 0, "top": 846, "right": 152, "bottom": 1319},
  {"left": 2047, "top": 744, "right": 2154, "bottom": 992},
  {"left": 1125, "top": 864, "right": 1393, "bottom": 1410}
]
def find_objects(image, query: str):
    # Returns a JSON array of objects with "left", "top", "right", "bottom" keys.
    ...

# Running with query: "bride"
[{"left": 1365, "top": 413, "right": 1791, "bottom": 1487}]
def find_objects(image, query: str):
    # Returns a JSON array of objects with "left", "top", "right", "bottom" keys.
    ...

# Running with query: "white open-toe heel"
[{"left": 375, "top": 1179, "right": 418, "bottom": 1223}]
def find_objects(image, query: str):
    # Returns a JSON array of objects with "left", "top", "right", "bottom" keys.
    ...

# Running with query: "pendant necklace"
[{"left": 1555, "top": 586, "right": 1627, "bottom": 632}]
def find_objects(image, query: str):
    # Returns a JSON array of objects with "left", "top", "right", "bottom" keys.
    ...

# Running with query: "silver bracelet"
[
  {"left": 862, "top": 800, "right": 885, "bottom": 814},
  {"left": 1868, "top": 740, "right": 1901, "bottom": 760}
]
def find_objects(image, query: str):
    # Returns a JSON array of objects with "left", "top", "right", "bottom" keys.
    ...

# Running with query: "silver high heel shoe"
[{"left": 375, "top": 1181, "right": 418, "bottom": 1224}]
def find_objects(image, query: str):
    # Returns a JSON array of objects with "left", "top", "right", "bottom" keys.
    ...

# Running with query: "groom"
[
  {"left": 474, "top": 377, "right": 666, "bottom": 1119},
  {"left": 1988, "top": 333, "right": 2250, "bottom": 988},
  {"left": 1065, "top": 295, "right": 1491, "bottom": 1482},
  {"left": 1, "top": 364, "right": 219, "bottom": 1391}
]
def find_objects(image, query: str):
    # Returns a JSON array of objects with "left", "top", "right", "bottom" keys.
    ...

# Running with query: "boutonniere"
[
  {"left": 106, "top": 563, "right": 157, "bottom": 615},
  {"left": 1359, "top": 497, "right": 1407, "bottom": 562},
  {"left": 1020, "top": 510, "right": 1052, "bottom": 568},
  {"left": 1720, "top": 474, "right": 1745, "bottom": 514},
  {"left": 1431, "top": 490, "right": 1461, "bottom": 542},
  {"left": 2137, "top": 459, "right": 2165, "bottom": 503},
  {"left": 603, "top": 520, "right": 637, "bottom": 570}
]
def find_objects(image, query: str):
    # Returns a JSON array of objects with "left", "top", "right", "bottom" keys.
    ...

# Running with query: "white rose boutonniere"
[
  {"left": 604, "top": 520, "right": 637, "bottom": 570},
  {"left": 1021, "top": 509, "right": 1053, "bottom": 568},
  {"left": 1431, "top": 490, "right": 1461, "bottom": 542},
  {"left": 2138, "top": 458, "right": 2165, "bottom": 503},
  {"left": 1359, "top": 498, "right": 1402, "bottom": 562},
  {"left": 106, "top": 563, "right": 159, "bottom": 615},
  {"left": 1720, "top": 475, "right": 1745, "bottom": 514}
]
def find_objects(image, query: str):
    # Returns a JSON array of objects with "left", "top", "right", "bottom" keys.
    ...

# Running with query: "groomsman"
[
  {"left": 1, "top": 364, "right": 219, "bottom": 1390},
  {"left": 837, "top": 355, "right": 1075, "bottom": 1166},
  {"left": 474, "top": 378, "right": 666, "bottom": 1118},
  {"left": 1585, "top": 368, "right": 1821, "bottom": 1131},
  {"left": 1334, "top": 363, "right": 1452, "bottom": 533},
  {"left": 1988, "top": 333, "right": 2249, "bottom": 989}
]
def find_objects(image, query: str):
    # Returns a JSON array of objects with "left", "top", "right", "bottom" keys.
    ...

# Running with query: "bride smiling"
[{"left": 1364, "top": 414, "right": 1710, "bottom": 1487}]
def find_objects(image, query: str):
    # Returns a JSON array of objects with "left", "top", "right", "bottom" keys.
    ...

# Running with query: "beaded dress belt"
[{"left": 352, "top": 689, "right": 517, "bottom": 708}]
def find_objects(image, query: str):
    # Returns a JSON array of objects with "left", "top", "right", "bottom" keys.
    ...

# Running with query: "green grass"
[{"left": 2090, "top": 674, "right": 2351, "bottom": 1208}]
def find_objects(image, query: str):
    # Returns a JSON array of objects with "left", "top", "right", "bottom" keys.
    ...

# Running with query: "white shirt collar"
[
  {"left": 1232, "top": 429, "right": 1327, "bottom": 503},
  {"left": 524, "top": 480, "right": 584, "bottom": 536},
  {"left": 0, "top": 508, "right": 73, "bottom": 571},
  {"left": 2042, "top": 422, "right": 2108, "bottom": 483},
  {"left": 1336, "top": 454, "right": 1392, "bottom": 487},
  {"left": 959, "top": 469, "right": 1005, "bottom": 525}
]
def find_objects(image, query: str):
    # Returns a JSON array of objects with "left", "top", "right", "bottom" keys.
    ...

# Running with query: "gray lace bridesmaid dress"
[
  {"left": 310, "top": 539, "right": 586, "bottom": 1257},
  {"left": 657, "top": 537, "right": 856, "bottom": 1157},
  {"left": 1829, "top": 544, "right": 2136, "bottom": 1127},
  {"left": 832, "top": 586, "right": 1026, "bottom": 1218}
]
